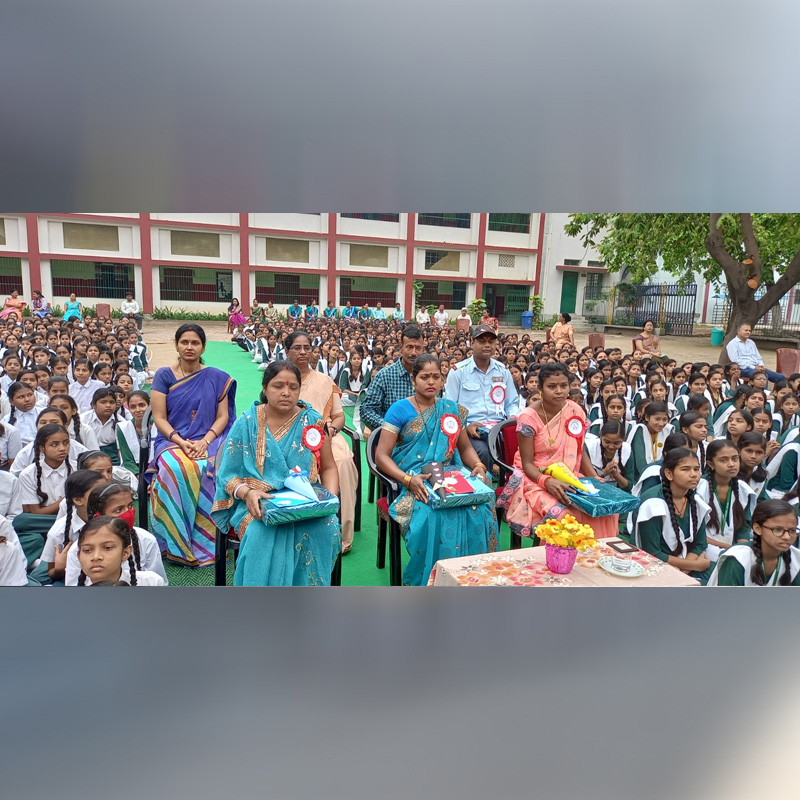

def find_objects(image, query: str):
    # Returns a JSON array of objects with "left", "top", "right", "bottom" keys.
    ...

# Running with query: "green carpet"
[{"left": 163, "top": 341, "right": 530, "bottom": 587}]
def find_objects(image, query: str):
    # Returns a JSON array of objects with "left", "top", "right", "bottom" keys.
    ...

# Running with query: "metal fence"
[
  {"left": 417, "top": 213, "right": 471, "bottom": 228},
  {"left": 51, "top": 261, "right": 134, "bottom": 299},
  {"left": 714, "top": 286, "right": 800, "bottom": 336}
]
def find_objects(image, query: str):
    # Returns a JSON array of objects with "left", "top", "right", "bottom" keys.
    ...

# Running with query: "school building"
[{"left": 0, "top": 212, "right": 710, "bottom": 324}]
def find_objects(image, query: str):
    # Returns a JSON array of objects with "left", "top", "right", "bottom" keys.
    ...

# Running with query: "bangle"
[
  {"left": 207, "top": 430, "right": 217, "bottom": 441},
  {"left": 168, "top": 430, "right": 179, "bottom": 442},
  {"left": 403, "top": 474, "right": 412, "bottom": 488},
  {"left": 537, "top": 474, "right": 550, "bottom": 489},
  {"left": 473, "top": 461, "right": 485, "bottom": 471}
]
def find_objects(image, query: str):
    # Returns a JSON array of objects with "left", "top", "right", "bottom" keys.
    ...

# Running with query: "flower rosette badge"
[
  {"left": 440, "top": 413, "right": 461, "bottom": 458},
  {"left": 302, "top": 424, "right": 324, "bottom": 468},
  {"left": 565, "top": 415, "right": 586, "bottom": 440},
  {"left": 489, "top": 384, "right": 506, "bottom": 406}
]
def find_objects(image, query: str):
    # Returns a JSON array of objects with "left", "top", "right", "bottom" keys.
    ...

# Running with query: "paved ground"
[{"left": 142, "top": 319, "right": 778, "bottom": 371}]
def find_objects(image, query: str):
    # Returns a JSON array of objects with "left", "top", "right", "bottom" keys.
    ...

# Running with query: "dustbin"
[
  {"left": 521, "top": 311, "right": 533, "bottom": 330},
  {"left": 711, "top": 327, "right": 725, "bottom": 346}
]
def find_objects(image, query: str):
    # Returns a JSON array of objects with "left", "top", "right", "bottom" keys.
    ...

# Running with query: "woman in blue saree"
[
  {"left": 62, "top": 294, "right": 83, "bottom": 322},
  {"left": 148, "top": 324, "right": 236, "bottom": 567},
  {"left": 212, "top": 361, "right": 341, "bottom": 586},
  {"left": 375, "top": 354, "right": 498, "bottom": 585}
]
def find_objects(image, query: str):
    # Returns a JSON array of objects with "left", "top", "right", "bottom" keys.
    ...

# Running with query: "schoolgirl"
[
  {"left": 725, "top": 409, "right": 754, "bottom": 447},
  {"left": 0, "top": 514, "right": 27, "bottom": 586},
  {"left": 766, "top": 380, "right": 790, "bottom": 416},
  {"left": 668, "top": 366, "right": 687, "bottom": 404},
  {"left": 584, "top": 420, "right": 632, "bottom": 490},
  {"left": 338, "top": 350, "right": 371, "bottom": 407},
  {"left": 75, "top": 449, "right": 138, "bottom": 496},
  {"left": 772, "top": 392, "right": 799, "bottom": 440},
  {"left": 749, "top": 370, "right": 771, "bottom": 398},
  {"left": 583, "top": 368, "right": 604, "bottom": 407},
  {"left": 629, "top": 447, "right": 713, "bottom": 582},
  {"left": 708, "top": 500, "right": 800, "bottom": 586},
  {"left": 73, "top": 516, "right": 166, "bottom": 587},
  {"left": 744, "top": 389, "right": 768, "bottom": 416},
  {"left": 69, "top": 358, "right": 102, "bottom": 414},
  {"left": 80, "top": 387, "right": 127, "bottom": 467},
  {"left": 625, "top": 362, "right": 644, "bottom": 401},
  {"left": 18, "top": 423, "right": 72, "bottom": 515},
  {"left": 765, "top": 435, "right": 800, "bottom": 500},
  {"left": 64, "top": 481, "right": 166, "bottom": 585},
  {"left": 705, "top": 367, "right": 726, "bottom": 415},
  {"left": 627, "top": 401, "right": 672, "bottom": 484},
  {"left": 92, "top": 361, "right": 113, "bottom": 386},
  {"left": 40, "top": 469, "right": 105, "bottom": 583},
  {"left": 678, "top": 411, "right": 708, "bottom": 472},
  {"left": 648, "top": 379, "right": 678, "bottom": 421},
  {"left": 673, "top": 394, "right": 712, "bottom": 437},
  {"left": 737, "top": 431, "right": 770, "bottom": 501},
  {"left": 0, "top": 352, "right": 23, "bottom": 392},
  {"left": 109, "top": 385, "right": 132, "bottom": 422},
  {"left": 46, "top": 376, "right": 70, "bottom": 400},
  {"left": 588, "top": 380, "right": 617, "bottom": 423},
  {"left": 47, "top": 393, "right": 98, "bottom": 450},
  {"left": 712, "top": 385, "right": 752, "bottom": 437},
  {"left": 3, "top": 382, "right": 41, "bottom": 445},
  {"left": 631, "top": 432, "right": 692, "bottom": 498},
  {"left": 586, "top": 393, "right": 629, "bottom": 440},
  {"left": 10, "top": 407, "right": 87, "bottom": 476},
  {"left": 696, "top": 439, "right": 755, "bottom": 564},
  {"left": 674, "top": 373, "right": 707, "bottom": 415}
]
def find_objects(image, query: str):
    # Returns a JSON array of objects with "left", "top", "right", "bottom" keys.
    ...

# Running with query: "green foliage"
[
  {"left": 412, "top": 280, "right": 424, "bottom": 308},
  {"left": 426, "top": 303, "right": 437, "bottom": 316},
  {"left": 151, "top": 306, "right": 229, "bottom": 321},
  {"left": 542, "top": 313, "right": 559, "bottom": 329},
  {"left": 21, "top": 306, "right": 31, "bottom": 317},
  {"left": 529, "top": 294, "right": 544, "bottom": 322},
  {"left": 467, "top": 297, "right": 486, "bottom": 325}
]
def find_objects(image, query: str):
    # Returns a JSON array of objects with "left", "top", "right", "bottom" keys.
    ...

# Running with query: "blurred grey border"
[{"left": 3, "top": 2, "right": 800, "bottom": 799}]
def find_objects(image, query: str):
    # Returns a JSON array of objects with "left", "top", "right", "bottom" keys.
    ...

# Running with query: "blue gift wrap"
[
  {"left": 259, "top": 485, "right": 340, "bottom": 526},
  {"left": 426, "top": 467, "right": 495, "bottom": 510},
  {"left": 565, "top": 477, "right": 639, "bottom": 517}
]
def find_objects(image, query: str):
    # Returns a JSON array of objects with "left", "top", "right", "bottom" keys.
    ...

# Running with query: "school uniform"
[
  {"left": 746, "top": 474, "right": 769, "bottom": 503},
  {"left": 11, "top": 440, "right": 86, "bottom": 477},
  {"left": 704, "top": 389, "right": 726, "bottom": 418},
  {"left": 631, "top": 461, "right": 663, "bottom": 498},
  {"left": 40, "top": 510, "right": 87, "bottom": 564},
  {"left": 712, "top": 400, "right": 736, "bottom": 438},
  {"left": 69, "top": 379, "right": 104, "bottom": 414},
  {"left": 0, "top": 516, "right": 27, "bottom": 586},
  {"left": 771, "top": 412, "right": 798, "bottom": 441},
  {"left": 0, "top": 470, "right": 22, "bottom": 520},
  {"left": 80, "top": 410, "right": 121, "bottom": 464},
  {"left": 586, "top": 418, "right": 630, "bottom": 441},
  {"left": 708, "top": 544, "right": 800, "bottom": 586},
  {"left": 318, "top": 359, "right": 345, "bottom": 382},
  {"left": 0, "top": 423, "right": 23, "bottom": 468},
  {"left": 76, "top": 568, "right": 166, "bottom": 587},
  {"left": 696, "top": 477, "right": 756, "bottom": 563},
  {"left": 587, "top": 402, "right": 603, "bottom": 423},
  {"left": 115, "top": 418, "right": 142, "bottom": 475},
  {"left": 765, "top": 442, "right": 800, "bottom": 499},
  {"left": 69, "top": 419, "right": 99, "bottom": 450},
  {"left": 584, "top": 437, "right": 633, "bottom": 490},
  {"left": 627, "top": 423, "right": 671, "bottom": 484},
  {"left": 63, "top": 524, "right": 168, "bottom": 585},
  {"left": 2, "top": 408, "right": 39, "bottom": 445},
  {"left": 18, "top": 459, "right": 72, "bottom": 509},
  {"left": 628, "top": 484, "right": 713, "bottom": 583}
]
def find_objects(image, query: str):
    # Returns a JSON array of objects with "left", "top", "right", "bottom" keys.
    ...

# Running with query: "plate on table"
[{"left": 598, "top": 556, "right": 645, "bottom": 579}]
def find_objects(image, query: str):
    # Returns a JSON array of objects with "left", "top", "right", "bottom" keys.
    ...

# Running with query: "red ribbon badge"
[
  {"left": 302, "top": 424, "right": 324, "bottom": 467},
  {"left": 490, "top": 384, "right": 506, "bottom": 406},
  {"left": 440, "top": 413, "right": 461, "bottom": 456},
  {"left": 565, "top": 415, "right": 586, "bottom": 440}
]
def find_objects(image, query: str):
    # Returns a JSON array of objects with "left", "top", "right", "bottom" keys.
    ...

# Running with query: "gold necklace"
[
  {"left": 540, "top": 403, "right": 563, "bottom": 446},
  {"left": 411, "top": 396, "right": 436, "bottom": 448}
]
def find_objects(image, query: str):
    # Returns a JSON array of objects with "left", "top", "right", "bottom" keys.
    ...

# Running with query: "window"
[
  {"left": 563, "top": 258, "right": 581, "bottom": 266},
  {"left": 349, "top": 244, "right": 389, "bottom": 268},
  {"left": 170, "top": 230, "right": 221, "bottom": 258},
  {"left": 498, "top": 254, "right": 516, "bottom": 269},
  {"left": 587, "top": 260, "right": 604, "bottom": 268},
  {"left": 255, "top": 272, "right": 320, "bottom": 305},
  {"left": 63, "top": 223, "right": 120, "bottom": 251},
  {"left": 417, "top": 214, "right": 471, "bottom": 228},
  {"left": 340, "top": 276, "right": 397, "bottom": 307},
  {"left": 51, "top": 260, "right": 134, "bottom": 298},
  {"left": 488, "top": 214, "right": 531, "bottom": 234},
  {"left": 265, "top": 238, "right": 310, "bottom": 263},
  {"left": 424, "top": 250, "right": 460, "bottom": 272},
  {"left": 585, "top": 273, "right": 604, "bottom": 299},
  {"left": 340, "top": 213, "right": 400, "bottom": 222},
  {"left": 418, "top": 280, "right": 467, "bottom": 307},
  {"left": 160, "top": 266, "right": 232, "bottom": 302},
  {"left": 0, "top": 257, "right": 23, "bottom": 294},
  {"left": 0, "top": 219, "right": 5, "bottom": 246}
]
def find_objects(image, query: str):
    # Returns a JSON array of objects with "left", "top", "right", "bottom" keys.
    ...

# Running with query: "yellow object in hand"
[{"left": 543, "top": 462, "right": 593, "bottom": 493}]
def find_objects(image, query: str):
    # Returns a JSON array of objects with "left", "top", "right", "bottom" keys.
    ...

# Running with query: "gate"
[{"left": 633, "top": 284, "right": 697, "bottom": 336}]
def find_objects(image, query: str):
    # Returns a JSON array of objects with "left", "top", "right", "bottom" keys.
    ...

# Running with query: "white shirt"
[
  {"left": 434, "top": 310, "right": 450, "bottom": 327},
  {"left": 80, "top": 409, "right": 118, "bottom": 447},
  {"left": 11, "top": 440, "right": 86, "bottom": 477},
  {"left": 725, "top": 336, "right": 764, "bottom": 370},
  {"left": 120, "top": 299, "right": 141, "bottom": 315},
  {"left": 76, "top": 568, "right": 165, "bottom": 587},
  {"left": 41, "top": 509, "right": 87, "bottom": 563},
  {"left": 65, "top": 526, "right": 168, "bottom": 585},
  {"left": 69, "top": 379, "right": 104, "bottom": 414},
  {"left": 0, "top": 516, "right": 27, "bottom": 586},
  {"left": 70, "top": 419, "right": 99, "bottom": 450},
  {"left": 18, "top": 459, "right": 72, "bottom": 508},
  {"left": 0, "top": 470, "right": 22, "bottom": 520},
  {"left": 2, "top": 408, "right": 39, "bottom": 445},
  {"left": 416, "top": 310, "right": 430, "bottom": 324},
  {"left": 0, "top": 423, "right": 23, "bottom": 465}
]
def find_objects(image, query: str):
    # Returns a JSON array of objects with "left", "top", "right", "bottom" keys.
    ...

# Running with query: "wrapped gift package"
[
  {"left": 426, "top": 467, "right": 494, "bottom": 510},
  {"left": 566, "top": 477, "right": 639, "bottom": 517},
  {"left": 259, "top": 485, "right": 340, "bottom": 526}
]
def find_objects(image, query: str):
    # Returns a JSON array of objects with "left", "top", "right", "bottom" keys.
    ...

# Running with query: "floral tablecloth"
[{"left": 427, "top": 542, "right": 698, "bottom": 587}]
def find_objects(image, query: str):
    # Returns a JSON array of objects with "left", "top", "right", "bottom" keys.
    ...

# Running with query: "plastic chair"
[
  {"left": 487, "top": 418, "right": 520, "bottom": 548},
  {"left": 340, "top": 425, "right": 362, "bottom": 532},
  {"left": 365, "top": 428, "right": 403, "bottom": 586}
]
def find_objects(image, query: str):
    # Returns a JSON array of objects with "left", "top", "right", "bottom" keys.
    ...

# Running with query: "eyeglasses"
[
  {"left": 761, "top": 525, "right": 800, "bottom": 539},
  {"left": 289, "top": 345, "right": 311, "bottom": 352}
]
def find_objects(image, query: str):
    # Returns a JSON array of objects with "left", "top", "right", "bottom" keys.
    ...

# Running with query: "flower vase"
[{"left": 545, "top": 544, "right": 578, "bottom": 574}]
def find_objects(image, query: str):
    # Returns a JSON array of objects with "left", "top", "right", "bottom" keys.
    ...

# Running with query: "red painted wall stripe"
[
  {"left": 139, "top": 214, "right": 154, "bottom": 314},
  {"left": 239, "top": 213, "right": 251, "bottom": 310},
  {"left": 327, "top": 213, "right": 338, "bottom": 305},
  {"left": 404, "top": 214, "right": 416, "bottom": 314},
  {"left": 25, "top": 215, "right": 42, "bottom": 294},
  {"left": 475, "top": 213, "right": 488, "bottom": 301}
]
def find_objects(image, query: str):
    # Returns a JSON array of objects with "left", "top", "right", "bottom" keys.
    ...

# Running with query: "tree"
[{"left": 564, "top": 214, "right": 800, "bottom": 360}]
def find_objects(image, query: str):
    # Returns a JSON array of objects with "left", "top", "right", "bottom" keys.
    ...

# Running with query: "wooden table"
[{"left": 427, "top": 541, "right": 698, "bottom": 587}]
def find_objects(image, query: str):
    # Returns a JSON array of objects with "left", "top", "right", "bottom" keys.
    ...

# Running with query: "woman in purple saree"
[{"left": 148, "top": 324, "right": 236, "bottom": 566}]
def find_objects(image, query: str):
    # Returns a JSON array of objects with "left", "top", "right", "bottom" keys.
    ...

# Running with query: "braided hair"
[
  {"left": 750, "top": 500, "right": 796, "bottom": 586},
  {"left": 76, "top": 516, "right": 138, "bottom": 586},
  {"left": 737, "top": 431, "right": 768, "bottom": 484},
  {"left": 61, "top": 469, "right": 104, "bottom": 547},
  {"left": 704, "top": 439, "right": 746, "bottom": 538},
  {"left": 6, "top": 381, "right": 29, "bottom": 426},
  {"left": 660, "top": 447, "right": 700, "bottom": 557},
  {"left": 678, "top": 411, "right": 707, "bottom": 472},
  {"left": 86, "top": 481, "right": 142, "bottom": 570},
  {"left": 599, "top": 420, "right": 626, "bottom": 468},
  {"left": 91, "top": 387, "right": 119, "bottom": 432},
  {"left": 32, "top": 423, "right": 72, "bottom": 507}
]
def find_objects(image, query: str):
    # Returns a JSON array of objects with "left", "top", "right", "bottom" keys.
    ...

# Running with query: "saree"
[
  {"left": 228, "top": 306, "right": 248, "bottom": 326},
  {"left": 384, "top": 397, "right": 498, "bottom": 586},
  {"left": 62, "top": 300, "right": 82, "bottom": 321},
  {"left": 0, "top": 297, "right": 26, "bottom": 321},
  {"left": 32, "top": 297, "right": 52, "bottom": 319},
  {"left": 211, "top": 401, "right": 341, "bottom": 586},
  {"left": 550, "top": 321, "right": 574, "bottom": 348},
  {"left": 147, "top": 366, "right": 236, "bottom": 566},
  {"left": 300, "top": 370, "right": 358, "bottom": 551},
  {"left": 497, "top": 400, "right": 619, "bottom": 539}
]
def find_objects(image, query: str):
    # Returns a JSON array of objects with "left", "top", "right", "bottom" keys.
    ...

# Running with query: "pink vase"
[{"left": 545, "top": 544, "right": 578, "bottom": 574}]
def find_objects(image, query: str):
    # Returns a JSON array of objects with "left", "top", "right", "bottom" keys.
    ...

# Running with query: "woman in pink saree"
[
  {"left": 0, "top": 291, "right": 27, "bottom": 322},
  {"left": 498, "top": 363, "right": 619, "bottom": 540}
]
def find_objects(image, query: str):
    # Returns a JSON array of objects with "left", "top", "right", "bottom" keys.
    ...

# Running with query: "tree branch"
[
  {"left": 706, "top": 213, "right": 745, "bottom": 292},
  {"left": 740, "top": 213, "right": 762, "bottom": 280},
  {"left": 754, "top": 247, "right": 800, "bottom": 317}
]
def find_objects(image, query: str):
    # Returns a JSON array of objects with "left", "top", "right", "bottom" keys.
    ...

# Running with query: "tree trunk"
[{"left": 718, "top": 291, "right": 761, "bottom": 365}]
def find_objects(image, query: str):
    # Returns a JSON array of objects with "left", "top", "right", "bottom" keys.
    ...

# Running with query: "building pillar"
[
  {"left": 239, "top": 214, "right": 251, "bottom": 310},
  {"left": 139, "top": 213, "right": 154, "bottom": 313},
  {"left": 25, "top": 215, "right": 42, "bottom": 295},
  {"left": 404, "top": 215, "right": 416, "bottom": 314}
]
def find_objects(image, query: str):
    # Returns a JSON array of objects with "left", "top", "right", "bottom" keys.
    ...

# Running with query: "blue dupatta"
[
  {"left": 212, "top": 401, "right": 341, "bottom": 586},
  {"left": 384, "top": 398, "right": 497, "bottom": 585}
]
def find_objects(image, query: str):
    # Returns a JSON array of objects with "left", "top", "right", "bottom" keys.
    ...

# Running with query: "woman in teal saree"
[
  {"left": 375, "top": 354, "right": 498, "bottom": 586},
  {"left": 212, "top": 361, "right": 341, "bottom": 586}
]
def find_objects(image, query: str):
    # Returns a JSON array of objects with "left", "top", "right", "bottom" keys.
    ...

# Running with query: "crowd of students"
[
  {"left": 3, "top": 301, "right": 799, "bottom": 588},
  {"left": 0, "top": 307, "right": 161, "bottom": 586}
]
